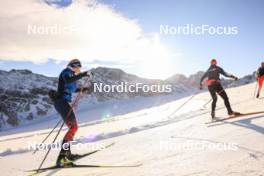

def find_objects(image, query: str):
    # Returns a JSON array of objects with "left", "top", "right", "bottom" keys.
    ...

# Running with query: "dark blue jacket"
[{"left": 57, "top": 68, "right": 86, "bottom": 102}]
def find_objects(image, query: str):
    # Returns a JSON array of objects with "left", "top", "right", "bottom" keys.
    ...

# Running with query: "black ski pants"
[{"left": 208, "top": 83, "right": 233, "bottom": 114}]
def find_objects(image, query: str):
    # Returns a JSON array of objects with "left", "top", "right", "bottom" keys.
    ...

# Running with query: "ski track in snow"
[
  {"left": 0, "top": 91, "right": 196, "bottom": 135},
  {"left": 0, "top": 83, "right": 264, "bottom": 176},
  {"left": 0, "top": 99, "right": 206, "bottom": 157},
  {"left": 0, "top": 96, "right": 255, "bottom": 158}
]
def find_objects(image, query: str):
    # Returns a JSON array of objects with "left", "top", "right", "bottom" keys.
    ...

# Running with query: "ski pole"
[
  {"left": 201, "top": 87, "right": 227, "bottom": 110},
  {"left": 168, "top": 91, "right": 199, "bottom": 118},
  {"left": 202, "top": 98, "right": 212, "bottom": 109},
  {"left": 36, "top": 94, "right": 81, "bottom": 172},
  {"left": 36, "top": 120, "right": 65, "bottom": 173},
  {"left": 36, "top": 78, "right": 90, "bottom": 172},
  {"left": 32, "top": 81, "right": 86, "bottom": 155},
  {"left": 33, "top": 119, "right": 62, "bottom": 154},
  {"left": 33, "top": 77, "right": 91, "bottom": 154},
  {"left": 33, "top": 93, "right": 83, "bottom": 155}
]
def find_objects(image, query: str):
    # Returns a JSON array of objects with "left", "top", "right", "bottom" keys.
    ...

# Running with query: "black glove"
[
  {"left": 83, "top": 87, "right": 93, "bottom": 94},
  {"left": 232, "top": 75, "right": 238, "bottom": 81},
  {"left": 81, "top": 71, "right": 93, "bottom": 78}
]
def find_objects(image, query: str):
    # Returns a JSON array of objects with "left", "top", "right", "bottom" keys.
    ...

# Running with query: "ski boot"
[
  {"left": 256, "top": 93, "right": 260, "bottom": 98},
  {"left": 56, "top": 153, "right": 74, "bottom": 167},
  {"left": 228, "top": 111, "right": 241, "bottom": 118},
  {"left": 211, "top": 111, "right": 216, "bottom": 122},
  {"left": 56, "top": 140, "right": 74, "bottom": 167},
  {"left": 64, "top": 142, "right": 82, "bottom": 161},
  {"left": 67, "top": 153, "right": 82, "bottom": 161}
]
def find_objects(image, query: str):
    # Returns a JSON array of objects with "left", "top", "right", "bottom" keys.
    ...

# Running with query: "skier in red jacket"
[{"left": 256, "top": 62, "right": 264, "bottom": 98}]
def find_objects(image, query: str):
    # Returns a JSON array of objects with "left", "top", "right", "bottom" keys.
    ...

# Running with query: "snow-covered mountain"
[
  {"left": 0, "top": 68, "right": 190, "bottom": 129},
  {"left": 0, "top": 67, "right": 256, "bottom": 129},
  {"left": 0, "top": 69, "right": 56, "bottom": 128}
]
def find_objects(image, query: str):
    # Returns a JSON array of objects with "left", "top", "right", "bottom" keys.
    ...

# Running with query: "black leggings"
[{"left": 208, "top": 83, "right": 233, "bottom": 114}]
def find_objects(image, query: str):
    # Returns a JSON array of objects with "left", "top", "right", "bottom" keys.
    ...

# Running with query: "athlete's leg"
[
  {"left": 54, "top": 99, "right": 78, "bottom": 165},
  {"left": 216, "top": 84, "right": 233, "bottom": 114},
  {"left": 208, "top": 85, "right": 217, "bottom": 118},
  {"left": 257, "top": 76, "right": 264, "bottom": 97},
  {"left": 64, "top": 118, "right": 78, "bottom": 142}
]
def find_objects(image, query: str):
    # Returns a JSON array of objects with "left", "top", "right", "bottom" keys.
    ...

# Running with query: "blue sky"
[
  {"left": 100, "top": 0, "right": 264, "bottom": 76},
  {"left": 0, "top": 0, "right": 263, "bottom": 79}
]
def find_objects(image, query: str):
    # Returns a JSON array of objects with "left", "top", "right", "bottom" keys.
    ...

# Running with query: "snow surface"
[{"left": 0, "top": 83, "right": 263, "bottom": 176}]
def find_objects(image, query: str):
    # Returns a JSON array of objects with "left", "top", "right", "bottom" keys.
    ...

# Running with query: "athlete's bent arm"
[
  {"left": 63, "top": 72, "right": 88, "bottom": 84},
  {"left": 220, "top": 67, "right": 238, "bottom": 80}
]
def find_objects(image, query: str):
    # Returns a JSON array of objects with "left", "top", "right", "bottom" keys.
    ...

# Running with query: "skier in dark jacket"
[
  {"left": 54, "top": 59, "right": 92, "bottom": 166},
  {"left": 200, "top": 59, "right": 240, "bottom": 120},
  {"left": 256, "top": 62, "right": 264, "bottom": 98}
]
